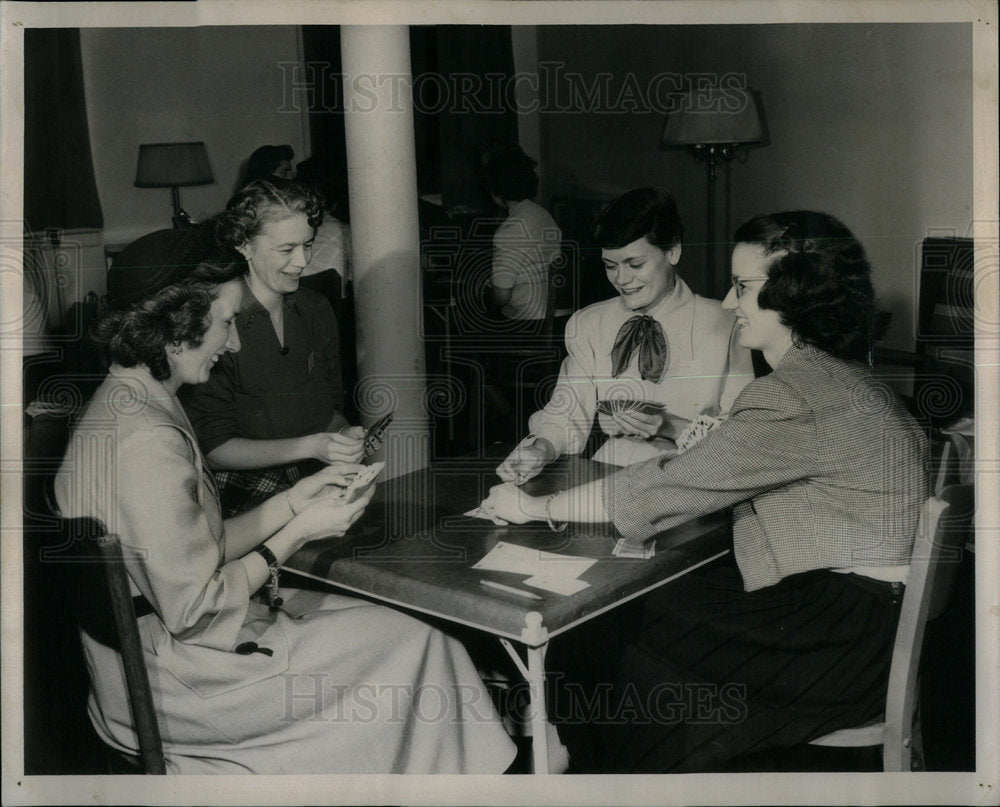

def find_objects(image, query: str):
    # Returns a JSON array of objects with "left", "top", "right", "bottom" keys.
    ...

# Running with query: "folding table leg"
[{"left": 499, "top": 637, "right": 550, "bottom": 774}]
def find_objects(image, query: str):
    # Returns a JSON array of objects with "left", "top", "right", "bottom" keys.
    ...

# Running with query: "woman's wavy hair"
[
  {"left": 91, "top": 235, "right": 247, "bottom": 381},
  {"left": 593, "top": 187, "right": 684, "bottom": 251},
  {"left": 217, "top": 179, "right": 324, "bottom": 248},
  {"left": 477, "top": 143, "right": 539, "bottom": 202},
  {"left": 733, "top": 210, "right": 889, "bottom": 362}
]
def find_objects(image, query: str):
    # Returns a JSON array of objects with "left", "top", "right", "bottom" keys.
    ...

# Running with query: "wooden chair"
[
  {"left": 809, "top": 484, "right": 975, "bottom": 770},
  {"left": 58, "top": 516, "right": 167, "bottom": 774}
]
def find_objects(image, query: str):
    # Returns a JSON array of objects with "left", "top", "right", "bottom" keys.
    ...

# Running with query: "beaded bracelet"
[
  {"left": 544, "top": 492, "right": 567, "bottom": 533},
  {"left": 253, "top": 543, "right": 284, "bottom": 611}
]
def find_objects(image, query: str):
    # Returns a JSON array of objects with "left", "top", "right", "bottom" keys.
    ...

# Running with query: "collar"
[
  {"left": 616, "top": 274, "right": 692, "bottom": 320},
  {"left": 106, "top": 363, "right": 189, "bottom": 424},
  {"left": 238, "top": 279, "right": 297, "bottom": 321},
  {"left": 773, "top": 342, "right": 825, "bottom": 370}
]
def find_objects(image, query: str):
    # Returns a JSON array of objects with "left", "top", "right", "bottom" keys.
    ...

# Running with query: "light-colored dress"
[
  {"left": 55, "top": 365, "right": 516, "bottom": 774},
  {"left": 525, "top": 277, "right": 754, "bottom": 466}
]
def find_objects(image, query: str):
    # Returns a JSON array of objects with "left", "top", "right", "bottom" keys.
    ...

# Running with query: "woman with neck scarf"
[
  {"left": 54, "top": 228, "right": 516, "bottom": 774},
  {"left": 497, "top": 186, "right": 754, "bottom": 482}
]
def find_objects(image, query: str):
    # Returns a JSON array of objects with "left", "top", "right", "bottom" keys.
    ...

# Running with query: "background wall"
[
  {"left": 73, "top": 23, "right": 973, "bottom": 355},
  {"left": 80, "top": 26, "right": 308, "bottom": 248},
  {"left": 535, "top": 23, "right": 973, "bottom": 353}
]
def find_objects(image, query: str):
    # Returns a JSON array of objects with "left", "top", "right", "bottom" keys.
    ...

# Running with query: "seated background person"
[
  {"left": 479, "top": 142, "right": 563, "bottom": 326},
  {"left": 485, "top": 210, "right": 928, "bottom": 773},
  {"left": 235, "top": 143, "right": 296, "bottom": 193},
  {"left": 497, "top": 186, "right": 753, "bottom": 477},
  {"left": 181, "top": 181, "right": 364, "bottom": 517}
]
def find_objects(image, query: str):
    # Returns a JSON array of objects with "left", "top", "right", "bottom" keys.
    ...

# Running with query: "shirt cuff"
[{"left": 603, "top": 463, "right": 659, "bottom": 542}]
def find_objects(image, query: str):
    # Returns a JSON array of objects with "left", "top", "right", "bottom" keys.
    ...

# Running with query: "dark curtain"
[
  {"left": 24, "top": 28, "right": 103, "bottom": 233},
  {"left": 434, "top": 25, "right": 517, "bottom": 211},
  {"left": 301, "top": 25, "right": 517, "bottom": 214}
]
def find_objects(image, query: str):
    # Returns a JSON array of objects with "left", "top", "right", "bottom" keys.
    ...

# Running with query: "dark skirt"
[{"left": 547, "top": 554, "right": 903, "bottom": 773}]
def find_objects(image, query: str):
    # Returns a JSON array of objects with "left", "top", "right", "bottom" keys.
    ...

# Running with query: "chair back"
[
  {"left": 60, "top": 516, "right": 167, "bottom": 774},
  {"left": 882, "top": 484, "right": 974, "bottom": 770}
]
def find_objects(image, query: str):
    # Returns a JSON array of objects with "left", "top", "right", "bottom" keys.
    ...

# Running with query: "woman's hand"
[
  {"left": 291, "top": 483, "right": 375, "bottom": 543},
  {"left": 496, "top": 439, "right": 555, "bottom": 484},
  {"left": 286, "top": 463, "right": 365, "bottom": 515},
  {"left": 481, "top": 482, "right": 546, "bottom": 524},
  {"left": 607, "top": 408, "right": 666, "bottom": 440},
  {"left": 305, "top": 430, "right": 365, "bottom": 464}
]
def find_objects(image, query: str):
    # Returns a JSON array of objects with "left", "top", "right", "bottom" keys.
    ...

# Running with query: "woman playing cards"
[
  {"left": 55, "top": 228, "right": 516, "bottom": 774},
  {"left": 181, "top": 181, "right": 366, "bottom": 517},
  {"left": 485, "top": 210, "right": 928, "bottom": 772},
  {"left": 497, "top": 186, "right": 754, "bottom": 482}
]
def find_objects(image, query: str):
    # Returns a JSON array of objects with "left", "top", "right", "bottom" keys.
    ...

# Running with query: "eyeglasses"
[{"left": 730, "top": 276, "right": 769, "bottom": 299}]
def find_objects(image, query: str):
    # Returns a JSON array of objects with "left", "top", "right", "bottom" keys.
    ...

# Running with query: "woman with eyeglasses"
[{"left": 484, "top": 210, "right": 928, "bottom": 772}]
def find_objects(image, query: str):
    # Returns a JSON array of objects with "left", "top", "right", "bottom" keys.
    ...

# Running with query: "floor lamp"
[
  {"left": 134, "top": 142, "right": 214, "bottom": 229},
  {"left": 660, "top": 88, "right": 767, "bottom": 298}
]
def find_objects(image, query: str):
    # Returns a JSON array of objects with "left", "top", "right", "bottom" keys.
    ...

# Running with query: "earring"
[{"left": 170, "top": 342, "right": 182, "bottom": 355}]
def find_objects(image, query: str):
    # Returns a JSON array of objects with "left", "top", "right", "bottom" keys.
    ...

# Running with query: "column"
[{"left": 341, "top": 25, "right": 429, "bottom": 478}]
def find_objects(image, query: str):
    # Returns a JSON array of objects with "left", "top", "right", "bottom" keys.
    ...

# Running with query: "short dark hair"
[
  {"left": 733, "top": 210, "right": 889, "bottom": 362},
  {"left": 478, "top": 143, "right": 539, "bottom": 202},
  {"left": 244, "top": 144, "right": 294, "bottom": 185},
  {"left": 218, "top": 180, "right": 324, "bottom": 247},
  {"left": 93, "top": 227, "right": 247, "bottom": 381},
  {"left": 592, "top": 187, "right": 684, "bottom": 251}
]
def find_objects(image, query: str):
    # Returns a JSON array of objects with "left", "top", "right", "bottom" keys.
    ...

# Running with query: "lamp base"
[{"left": 172, "top": 208, "right": 198, "bottom": 229}]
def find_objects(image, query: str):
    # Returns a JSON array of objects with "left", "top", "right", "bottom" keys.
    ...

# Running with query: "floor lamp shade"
[
  {"left": 134, "top": 142, "right": 214, "bottom": 228},
  {"left": 660, "top": 87, "right": 766, "bottom": 149},
  {"left": 660, "top": 87, "right": 767, "bottom": 298}
]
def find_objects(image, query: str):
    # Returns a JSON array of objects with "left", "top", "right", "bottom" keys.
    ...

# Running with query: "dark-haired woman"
[
  {"left": 181, "top": 180, "right": 364, "bottom": 517},
  {"left": 479, "top": 143, "right": 563, "bottom": 324},
  {"left": 485, "top": 210, "right": 928, "bottom": 772},
  {"left": 497, "top": 186, "right": 753, "bottom": 480},
  {"left": 55, "top": 229, "right": 516, "bottom": 774}
]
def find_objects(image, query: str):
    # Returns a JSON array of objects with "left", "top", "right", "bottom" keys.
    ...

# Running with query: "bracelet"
[
  {"left": 544, "top": 492, "right": 567, "bottom": 533},
  {"left": 253, "top": 543, "right": 284, "bottom": 611}
]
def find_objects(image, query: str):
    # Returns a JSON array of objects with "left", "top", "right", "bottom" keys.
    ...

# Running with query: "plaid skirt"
[
  {"left": 215, "top": 465, "right": 303, "bottom": 518},
  {"left": 547, "top": 554, "right": 903, "bottom": 773}
]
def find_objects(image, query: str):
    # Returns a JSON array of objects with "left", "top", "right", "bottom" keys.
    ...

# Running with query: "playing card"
[
  {"left": 612, "top": 536, "right": 656, "bottom": 559},
  {"left": 363, "top": 413, "right": 394, "bottom": 458},
  {"left": 344, "top": 461, "right": 385, "bottom": 503},
  {"left": 597, "top": 399, "right": 666, "bottom": 417}
]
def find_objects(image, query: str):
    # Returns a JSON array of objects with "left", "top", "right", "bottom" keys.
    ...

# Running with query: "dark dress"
[{"left": 181, "top": 282, "right": 346, "bottom": 516}]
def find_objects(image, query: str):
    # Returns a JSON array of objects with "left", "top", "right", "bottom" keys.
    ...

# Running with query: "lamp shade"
[
  {"left": 134, "top": 142, "right": 214, "bottom": 187},
  {"left": 661, "top": 88, "right": 766, "bottom": 147}
]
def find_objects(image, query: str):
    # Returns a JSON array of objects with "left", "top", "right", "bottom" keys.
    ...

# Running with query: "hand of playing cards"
[
  {"left": 596, "top": 399, "right": 667, "bottom": 417},
  {"left": 342, "top": 461, "right": 385, "bottom": 503},
  {"left": 675, "top": 414, "right": 726, "bottom": 454},
  {"left": 363, "top": 413, "right": 394, "bottom": 458}
]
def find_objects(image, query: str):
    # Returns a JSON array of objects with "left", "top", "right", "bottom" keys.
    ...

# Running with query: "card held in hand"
[
  {"left": 597, "top": 399, "right": 667, "bottom": 417},
  {"left": 344, "top": 461, "right": 384, "bottom": 503},
  {"left": 363, "top": 413, "right": 394, "bottom": 458}
]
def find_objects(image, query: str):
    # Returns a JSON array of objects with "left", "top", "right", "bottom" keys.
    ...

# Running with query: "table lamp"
[
  {"left": 660, "top": 87, "right": 767, "bottom": 296},
  {"left": 134, "top": 142, "right": 214, "bottom": 229}
]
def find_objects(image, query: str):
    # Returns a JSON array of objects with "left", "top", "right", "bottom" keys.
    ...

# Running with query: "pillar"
[{"left": 341, "top": 25, "right": 429, "bottom": 478}]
